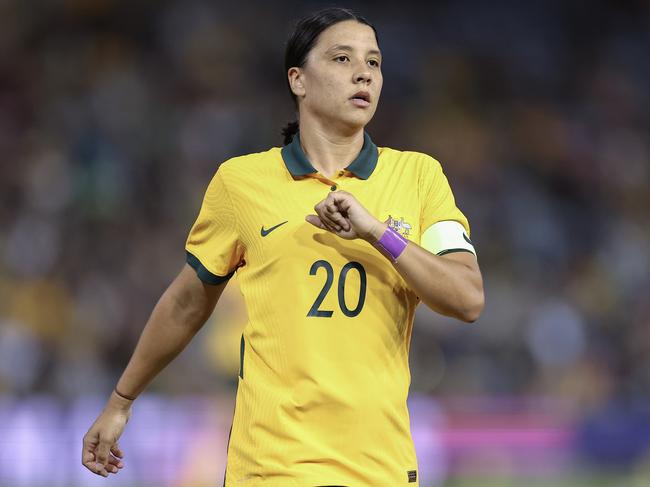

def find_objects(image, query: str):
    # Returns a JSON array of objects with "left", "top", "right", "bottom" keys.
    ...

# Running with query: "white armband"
[{"left": 421, "top": 220, "right": 476, "bottom": 256}]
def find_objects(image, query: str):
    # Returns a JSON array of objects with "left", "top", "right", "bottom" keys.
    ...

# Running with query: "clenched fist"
[{"left": 306, "top": 190, "right": 387, "bottom": 242}]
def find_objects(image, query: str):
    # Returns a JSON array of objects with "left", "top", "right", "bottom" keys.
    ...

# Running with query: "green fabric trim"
[
  {"left": 186, "top": 251, "right": 234, "bottom": 285},
  {"left": 280, "top": 131, "right": 378, "bottom": 179},
  {"left": 239, "top": 334, "right": 245, "bottom": 379},
  {"left": 437, "top": 248, "right": 475, "bottom": 257}
]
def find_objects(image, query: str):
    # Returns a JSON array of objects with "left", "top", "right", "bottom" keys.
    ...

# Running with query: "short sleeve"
[
  {"left": 185, "top": 169, "right": 244, "bottom": 284},
  {"left": 420, "top": 156, "right": 470, "bottom": 236}
]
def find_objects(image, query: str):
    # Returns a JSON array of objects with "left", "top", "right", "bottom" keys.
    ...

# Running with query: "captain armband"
[{"left": 421, "top": 220, "right": 477, "bottom": 257}]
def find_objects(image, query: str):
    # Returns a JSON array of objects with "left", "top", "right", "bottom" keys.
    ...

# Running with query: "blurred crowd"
[{"left": 0, "top": 0, "right": 648, "bottom": 430}]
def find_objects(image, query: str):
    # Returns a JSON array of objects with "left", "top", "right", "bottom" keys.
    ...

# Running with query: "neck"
[{"left": 297, "top": 118, "right": 364, "bottom": 179}]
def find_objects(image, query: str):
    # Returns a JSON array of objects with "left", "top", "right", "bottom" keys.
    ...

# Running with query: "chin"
[
  {"left": 333, "top": 120, "right": 367, "bottom": 135},
  {"left": 335, "top": 111, "right": 375, "bottom": 133}
]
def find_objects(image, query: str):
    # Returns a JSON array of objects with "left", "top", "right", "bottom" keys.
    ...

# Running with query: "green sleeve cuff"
[{"left": 185, "top": 251, "right": 235, "bottom": 285}]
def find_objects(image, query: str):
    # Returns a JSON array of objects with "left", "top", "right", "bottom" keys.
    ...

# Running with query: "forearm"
[
  {"left": 368, "top": 224, "right": 484, "bottom": 322},
  {"left": 396, "top": 244, "right": 483, "bottom": 321},
  {"left": 114, "top": 294, "right": 197, "bottom": 398},
  {"left": 115, "top": 266, "right": 220, "bottom": 399}
]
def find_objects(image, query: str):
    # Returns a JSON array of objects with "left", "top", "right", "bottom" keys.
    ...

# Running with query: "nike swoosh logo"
[{"left": 261, "top": 221, "right": 288, "bottom": 237}]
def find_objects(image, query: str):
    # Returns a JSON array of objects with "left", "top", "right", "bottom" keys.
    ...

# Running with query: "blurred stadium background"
[{"left": 0, "top": 0, "right": 649, "bottom": 486}]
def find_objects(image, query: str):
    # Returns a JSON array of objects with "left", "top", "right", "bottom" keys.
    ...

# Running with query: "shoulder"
[
  {"left": 380, "top": 146, "right": 441, "bottom": 166},
  {"left": 217, "top": 147, "right": 282, "bottom": 176},
  {"left": 202, "top": 147, "right": 280, "bottom": 197},
  {"left": 208, "top": 147, "right": 282, "bottom": 189},
  {"left": 378, "top": 147, "right": 444, "bottom": 179}
]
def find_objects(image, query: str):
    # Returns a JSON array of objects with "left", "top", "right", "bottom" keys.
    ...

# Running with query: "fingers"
[
  {"left": 82, "top": 430, "right": 108, "bottom": 476},
  {"left": 108, "top": 453, "right": 125, "bottom": 469},
  {"left": 306, "top": 215, "right": 328, "bottom": 230},
  {"left": 82, "top": 442, "right": 123, "bottom": 477},
  {"left": 311, "top": 202, "right": 339, "bottom": 232},
  {"left": 111, "top": 443, "right": 124, "bottom": 459},
  {"left": 325, "top": 203, "right": 350, "bottom": 231},
  {"left": 90, "top": 438, "right": 111, "bottom": 477},
  {"left": 320, "top": 211, "right": 344, "bottom": 233},
  {"left": 313, "top": 198, "right": 350, "bottom": 233},
  {"left": 83, "top": 436, "right": 118, "bottom": 477},
  {"left": 105, "top": 453, "right": 125, "bottom": 474},
  {"left": 95, "top": 438, "right": 111, "bottom": 467},
  {"left": 107, "top": 443, "right": 125, "bottom": 472},
  {"left": 82, "top": 431, "right": 99, "bottom": 473}
]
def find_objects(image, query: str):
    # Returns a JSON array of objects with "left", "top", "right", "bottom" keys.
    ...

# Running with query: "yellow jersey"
[{"left": 185, "top": 132, "right": 470, "bottom": 486}]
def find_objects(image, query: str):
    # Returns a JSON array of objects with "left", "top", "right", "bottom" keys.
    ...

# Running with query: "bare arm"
[
  {"left": 82, "top": 264, "right": 228, "bottom": 477},
  {"left": 371, "top": 222, "right": 484, "bottom": 322},
  {"left": 115, "top": 263, "right": 226, "bottom": 398}
]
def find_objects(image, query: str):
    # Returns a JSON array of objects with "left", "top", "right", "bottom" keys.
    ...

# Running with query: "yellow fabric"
[
  {"left": 419, "top": 155, "right": 470, "bottom": 236},
  {"left": 186, "top": 170, "right": 245, "bottom": 277},
  {"left": 185, "top": 147, "right": 470, "bottom": 486}
]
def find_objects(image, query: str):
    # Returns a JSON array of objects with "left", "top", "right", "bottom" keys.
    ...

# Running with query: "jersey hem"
[{"left": 223, "top": 470, "right": 419, "bottom": 487}]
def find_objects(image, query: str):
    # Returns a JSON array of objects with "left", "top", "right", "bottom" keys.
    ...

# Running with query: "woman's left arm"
[
  {"left": 369, "top": 222, "right": 484, "bottom": 323},
  {"left": 307, "top": 190, "right": 484, "bottom": 323}
]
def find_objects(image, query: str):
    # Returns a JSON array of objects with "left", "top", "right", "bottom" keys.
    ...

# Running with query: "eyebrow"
[{"left": 326, "top": 44, "right": 382, "bottom": 57}]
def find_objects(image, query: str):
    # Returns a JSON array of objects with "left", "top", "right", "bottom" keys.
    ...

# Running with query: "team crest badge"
[{"left": 387, "top": 215, "right": 412, "bottom": 237}]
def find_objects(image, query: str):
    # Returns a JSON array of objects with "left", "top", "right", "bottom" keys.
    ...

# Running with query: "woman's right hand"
[{"left": 82, "top": 391, "right": 133, "bottom": 477}]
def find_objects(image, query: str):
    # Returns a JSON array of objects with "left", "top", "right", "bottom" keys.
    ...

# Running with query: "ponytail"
[{"left": 281, "top": 121, "right": 299, "bottom": 145}]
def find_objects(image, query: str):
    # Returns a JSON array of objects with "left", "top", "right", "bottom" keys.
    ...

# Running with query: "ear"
[{"left": 288, "top": 67, "right": 306, "bottom": 97}]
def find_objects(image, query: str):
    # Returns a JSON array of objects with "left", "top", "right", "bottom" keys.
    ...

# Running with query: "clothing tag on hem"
[{"left": 407, "top": 470, "right": 417, "bottom": 483}]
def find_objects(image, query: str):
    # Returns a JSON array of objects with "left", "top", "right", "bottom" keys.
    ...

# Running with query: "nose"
[
  {"left": 353, "top": 59, "right": 372, "bottom": 85},
  {"left": 354, "top": 71, "right": 372, "bottom": 85}
]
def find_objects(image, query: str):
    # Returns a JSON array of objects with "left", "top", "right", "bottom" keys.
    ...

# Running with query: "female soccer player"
[{"left": 82, "top": 8, "right": 484, "bottom": 486}]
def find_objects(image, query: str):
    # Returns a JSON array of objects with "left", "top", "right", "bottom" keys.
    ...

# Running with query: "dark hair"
[{"left": 281, "top": 8, "right": 379, "bottom": 145}]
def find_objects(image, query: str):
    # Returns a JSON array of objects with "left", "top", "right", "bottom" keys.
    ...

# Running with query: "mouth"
[{"left": 350, "top": 91, "right": 371, "bottom": 108}]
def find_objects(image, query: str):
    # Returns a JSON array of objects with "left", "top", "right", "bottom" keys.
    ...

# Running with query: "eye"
[
  {"left": 368, "top": 59, "right": 380, "bottom": 68},
  {"left": 334, "top": 55, "right": 349, "bottom": 63}
]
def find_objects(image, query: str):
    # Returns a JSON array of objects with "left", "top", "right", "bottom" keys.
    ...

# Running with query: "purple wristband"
[{"left": 374, "top": 226, "right": 408, "bottom": 262}]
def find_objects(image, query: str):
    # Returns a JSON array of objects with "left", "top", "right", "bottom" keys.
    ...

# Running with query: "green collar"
[{"left": 281, "top": 132, "right": 378, "bottom": 180}]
